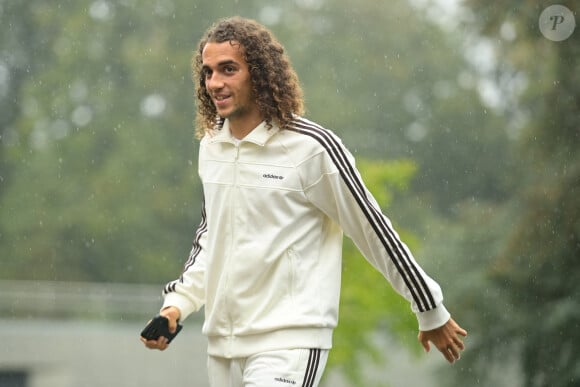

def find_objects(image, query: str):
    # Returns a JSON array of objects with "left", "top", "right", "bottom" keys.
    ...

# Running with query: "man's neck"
[{"left": 229, "top": 116, "right": 264, "bottom": 140}]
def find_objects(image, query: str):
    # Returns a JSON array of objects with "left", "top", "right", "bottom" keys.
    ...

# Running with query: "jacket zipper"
[{"left": 225, "top": 142, "right": 241, "bottom": 352}]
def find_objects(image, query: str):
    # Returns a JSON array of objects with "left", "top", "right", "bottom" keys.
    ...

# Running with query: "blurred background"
[{"left": 0, "top": 0, "right": 578, "bottom": 386}]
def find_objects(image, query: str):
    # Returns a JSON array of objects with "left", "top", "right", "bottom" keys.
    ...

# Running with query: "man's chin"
[{"left": 216, "top": 109, "right": 233, "bottom": 119}]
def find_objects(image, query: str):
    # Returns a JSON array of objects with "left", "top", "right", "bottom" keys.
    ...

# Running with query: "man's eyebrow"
[
  {"left": 202, "top": 60, "right": 239, "bottom": 69},
  {"left": 218, "top": 60, "right": 238, "bottom": 66}
]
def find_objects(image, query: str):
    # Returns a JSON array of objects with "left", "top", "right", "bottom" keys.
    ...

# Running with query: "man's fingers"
[
  {"left": 156, "top": 336, "right": 169, "bottom": 350},
  {"left": 160, "top": 306, "right": 181, "bottom": 334},
  {"left": 441, "top": 345, "right": 459, "bottom": 364},
  {"left": 418, "top": 333, "right": 431, "bottom": 352},
  {"left": 140, "top": 336, "right": 169, "bottom": 351},
  {"left": 444, "top": 348, "right": 454, "bottom": 363},
  {"left": 167, "top": 319, "right": 177, "bottom": 334},
  {"left": 454, "top": 336, "right": 465, "bottom": 350}
]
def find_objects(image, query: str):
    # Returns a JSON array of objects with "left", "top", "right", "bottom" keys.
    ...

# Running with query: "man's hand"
[
  {"left": 140, "top": 306, "right": 182, "bottom": 351},
  {"left": 418, "top": 318, "right": 467, "bottom": 364}
]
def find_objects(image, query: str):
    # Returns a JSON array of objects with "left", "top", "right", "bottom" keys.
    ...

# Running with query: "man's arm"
[
  {"left": 297, "top": 127, "right": 467, "bottom": 360},
  {"left": 160, "top": 196, "right": 208, "bottom": 321},
  {"left": 141, "top": 197, "right": 208, "bottom": 351},
  {"left": 302, "top": 137, "right": 449, "bottom": 328}
]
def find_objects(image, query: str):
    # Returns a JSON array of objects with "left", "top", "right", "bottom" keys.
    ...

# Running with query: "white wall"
[
  {"left": 0, "top": 281, "right": 444, "bottom": 387},
  {"left": 1, "top": 319, "right": 209, "bottom": 387}
]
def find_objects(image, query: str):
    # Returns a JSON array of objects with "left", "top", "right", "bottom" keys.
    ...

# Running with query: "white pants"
[{"left": 207, "top": 348, "right": 329, "bottom": 387}]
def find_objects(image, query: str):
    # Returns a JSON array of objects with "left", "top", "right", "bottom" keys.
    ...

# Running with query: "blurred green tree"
[
  {"left": 0, "top": 0, "right": 209, "bottom": 282},
  {"left": 332, "top": 158, "right": 421, "bottom": 384},
  {"left": 438, "top": 1, "right": 580, "bottom": 386},
  {"left": 0, "top": 0, "right": 528, "bottom": 386},
  {"left": 269, "top": 0, "right": 519, "bottom": 214}
]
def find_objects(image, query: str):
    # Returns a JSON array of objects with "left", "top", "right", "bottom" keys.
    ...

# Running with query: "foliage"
[
  {"left": 438, "top": 1, "right": 580, "bottom": 386},
  {"left": 331, "top": 159, "right": 420, "bottom": 384},
  {"left": 270, "top": 0, "right": 519, "bottom": 213},
  {"left": 0, "top": 0, "right": 548, "bottom": 386},
  {"left": 0, "top": 0, "right": 203, "bottom": 283}
]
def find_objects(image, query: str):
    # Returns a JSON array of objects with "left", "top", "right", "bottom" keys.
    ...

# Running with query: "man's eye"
[{"left": 224, "top": 66, "right": 236, "bottom": 73}]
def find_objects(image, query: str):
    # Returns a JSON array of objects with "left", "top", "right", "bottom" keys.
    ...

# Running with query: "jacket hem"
[{"left": 206, "top": 327, "right": 334, "bottom": 358}]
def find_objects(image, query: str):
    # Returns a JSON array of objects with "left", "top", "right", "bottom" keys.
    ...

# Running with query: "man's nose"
[{"left": 206, "top": 73, "right": 224, "bottom": 90}]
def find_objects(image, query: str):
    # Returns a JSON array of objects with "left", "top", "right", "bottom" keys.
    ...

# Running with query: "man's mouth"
[{"left": 214, "top": 95, "right": 230, "bottom": 103}]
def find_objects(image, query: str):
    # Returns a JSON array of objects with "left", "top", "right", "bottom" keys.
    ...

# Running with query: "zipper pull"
[{"left": 234, "top": 143, "right": 240, "bottom": 160}]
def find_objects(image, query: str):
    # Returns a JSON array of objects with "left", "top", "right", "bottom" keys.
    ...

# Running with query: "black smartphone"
[{"left": 140, "top": 315, "right": 183, "bottom": 344}]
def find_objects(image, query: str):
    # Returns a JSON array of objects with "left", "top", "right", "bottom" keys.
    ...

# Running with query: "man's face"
[{"left": 201, "top": 41, "right": 261, "bottom": 130}]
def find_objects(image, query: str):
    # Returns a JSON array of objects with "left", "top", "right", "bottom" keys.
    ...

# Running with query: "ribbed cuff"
[
  {"left": 161, "top": 292, "right": 197, "bottom": 322},
  {"left": 416, "top": 304, "right": 451, "bottom": 331}
]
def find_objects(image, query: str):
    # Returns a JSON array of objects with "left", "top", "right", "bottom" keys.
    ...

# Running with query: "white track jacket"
[{"left": 162, "top": 117, "right": 450, "bottom": 358}]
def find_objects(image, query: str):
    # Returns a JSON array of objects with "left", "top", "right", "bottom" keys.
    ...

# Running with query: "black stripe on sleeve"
[
  {"left": 163, "top": 196, "right": 208, "bottom": 295},
  {"left": 288, "top": 118, "right": 436, "bottom": 312}
]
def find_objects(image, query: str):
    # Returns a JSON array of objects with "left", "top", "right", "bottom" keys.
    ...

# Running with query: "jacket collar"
[{"left": 208, "top": 119, "right": 280, "bottom": 146}]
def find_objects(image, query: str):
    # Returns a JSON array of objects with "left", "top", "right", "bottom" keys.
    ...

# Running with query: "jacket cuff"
[
  {"left": 416, "top": 304, "right": 451, "bottom": 331},
  {"left": 161, "top": 292, "right": 197, "bottom": 322}
]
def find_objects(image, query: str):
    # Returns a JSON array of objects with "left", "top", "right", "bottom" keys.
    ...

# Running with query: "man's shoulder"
[
  {"left": 281, "top": 116, "right": 345, "bottom": 153},
  {"left": 285, "top": 115, "right": 329, "bottom": 135}
]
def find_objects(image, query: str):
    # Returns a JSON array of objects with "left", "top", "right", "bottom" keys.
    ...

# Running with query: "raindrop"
[
  {"left": 295, "top": 0, "right": 324, "bottom": 10},
  {"left": 154, "top": 0, "right": 174, "bottom": 17},
  {"left": 406, "top": 121, "right": 428, "bottom": 142},
  {"left": 22, "top": 97, "right": 39, "bottom": 116},
  {"left": 71, "top": 105, "right": 93, "bottom": 127},
  {"left": 69, "top": 80, "right": 89, "bottom": 103},
  {"left": 30, "top": 122, "right": 49, "bottom": 149},
  {"left": 500, "top": 21, "right": 517, "bottom": 41},
  {"left": 433, "top": 80, "right": 454, "bottom": 99},
  {"left": 89, "top": 0, "right": 113, "bottom": 21},
  {"left": 1, "top": 127, "right": 19, "bottom": 146},
  {"left": 140, "top": 93, "right": 166, "bottom": 117},
  {"left": 51, "top": 119, "right": 71, "bottom": 139},
  {"left": 457, "top": 71, "right": 475, "bottom": 89},
  {"left": 54, "top": 36, "right": 72, "bottom": 57},
  {"left": 0, "top": 61, "right": 9, "bottom": 97},
  {"left": 119, "top": 0, "right": 137, "bottom": 8},
  {"left": 403, "top": 89, "right": 423, "bottom": 115},
  {"left": 259, "top": 6, "right": 282, "bottom": 25},
  {"left": 477, "top": 79, "right": 502, "bottom": 109}
]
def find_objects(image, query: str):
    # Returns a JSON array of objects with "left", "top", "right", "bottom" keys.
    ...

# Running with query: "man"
[{"left": 142, "top": 16, "right": 467, "bottom": 387}]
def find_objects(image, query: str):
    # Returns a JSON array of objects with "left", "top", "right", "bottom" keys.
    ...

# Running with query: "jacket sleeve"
[
  {"left": 161, "top": 197, "right": 207, "bottom": 321},
  {"left": 301, "top": 134, "right": 450, "bottom": 331}
]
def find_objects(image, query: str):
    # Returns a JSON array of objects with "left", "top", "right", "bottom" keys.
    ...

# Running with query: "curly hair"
[{"left": 193, "top": 16, "right": 304, "bottom": 138}]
